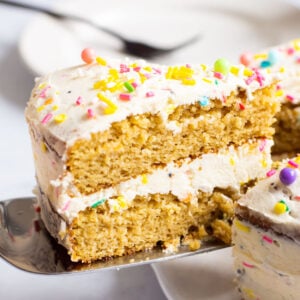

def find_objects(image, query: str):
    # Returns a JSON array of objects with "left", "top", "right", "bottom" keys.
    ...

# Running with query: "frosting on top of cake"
[
  {"left": 241, "top": 38, "right": 300, "bottom": 105},
  {"left": 237, "top": 156, "right": 300, "bottom": 239},
  {"left": 25, "top": 55, "right": 277, "bottom": 146}
]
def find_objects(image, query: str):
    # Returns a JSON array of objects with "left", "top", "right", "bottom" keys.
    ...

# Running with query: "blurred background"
[{"left": 0, "top": 0, "right": 299, "bottom": 299}]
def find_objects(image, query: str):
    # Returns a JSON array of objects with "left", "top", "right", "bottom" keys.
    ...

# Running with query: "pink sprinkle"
[
  {"left": 296, "top": 57, "right": 300, "bottom": 64},
  {"left": 41, "top": 113, "right": 53, "bottom": 124},
  {"left": 132, "top": 82, "right": 138, "bottom": 88},
  {"left": 87, "top": 108, "right": 95, "bottom": 118},
  {"left": 120, "top": 66, "right": 130, "bottom": 73},
  {"left": 294, "top": 195, "right": 300, "bottom": 201},
  {"left": 76, "top": 96, "right": 83, "bottom": 105},
  {"left": 133, "top": 66, "right": 141, "bottom": 72},
  {"left": 146, "top": 91, "right": 154, "bottom": 97},
  {"left": 222, "top": 95, "right": 227, "bottom": 103},
  {"left": 286, "top": 94, "right": 294, "bottom": 102},
  {"left": 245, "top": 74, "right": 255, "bottom": 85},
  {"left": 214, "top": 72, "right": 223, "bottom": 80},
  {"left": 259, "top": 139, "right": 267, "bottom": 152},
  {"left": 242, "top": 262, "right": 255, "bottom": 268},
  {"left": 288, "top": 160, "right": 299, "bottom": 168},
  {"left": 39, "top": 86, "right": 50, "bottom": 98},
  {"left": 119, "top": 93, "right": 131, "bottom": 101},
  {"left": 266, "top": 169, "right": 276, "bottom": 177},
  {"left": 287, "top": 47, "right": 295, "bottom": 55},
  {"left": 153, "top": 67, "right": 162, "bottom": 74},
  {"left": 255, "top": 70, "right": 265, "bottom": 87},
  {"left": 262, "top": 235, "right": 273, "bottom": 244},
  {"left": 62, "top": 200, "right": 71, "bottom": 212},
  {"left": 144, "top": 73, "right": 151, "bottom": 79},
  {"left": 276, "top": 84, "right": 282, "bottom": 90},
  {"left": 186, "top": 64, "right": 191, "bottom": 68}
]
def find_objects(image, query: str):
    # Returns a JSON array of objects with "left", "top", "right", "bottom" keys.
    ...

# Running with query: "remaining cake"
[
  {"left": 233, "top": 156, "right": 300, "bottom": 299},
  {"left": 239, "top": 38, "right": 300, "bottom": 155},
  {"left": 25, "top": 52, "right": 280, "bottom": 262}
]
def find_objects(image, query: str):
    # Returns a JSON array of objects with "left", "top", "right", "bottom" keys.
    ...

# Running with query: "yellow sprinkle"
[
  {"left": 243, "top": 68, "right": 254, "bottom": 77},
  {"left": 109, "top": 68, "right": 119, "bottom": 79},
  {"left": 52, "top": 105, "right": 59, "bottom": 111},
  {"left": 113, "top": 204, "right": 119, "bottom": 212},
  {"left": 108, "top": 81, "right": 123, "bottom": 92},
  {"left": 141, "top": 174, "right": 148, "bottom": 184},
  {"left": 279, "top": 66, "right": 285, "bottom": 73},
  {"left": 117, "top": 196, "right": 127, "bottom": 209},
  {"left": 275, "top": 90, "right": 284, "bottom": 97},
  {"left": 243, "top": 288, "right": 256, "bottom": 299},
  {"left": 202, "top": 78, "right": 212, "bottom": 84},
  {"left": 261, "top": 159, "right": 268, "bottom": 168},
  {"left": 54, "top": 114, "right": 67, "bottom": 123},
  {"left": 293, "top": 39, "right": 300, "bottom": 51},
  {"left": 93, "top": 80, "right": 107, "bottom": 90},
  {"left": 294, "top": 156, "right": 300, "bottom": 164},
  {"left": 229, "top": 157, "right": 235, "bottom": 166},
  {"left": 230, "top": 66, "right": 239, "bottom": 76},
  {"left": 139, "top": 73, "right": 147, "bottom": 83},
  {"left": 130, "top": 62, "right": 138, "bottom": 68},
  {"left": 41, "top": 142, "right": 48, "bottom": 153},
  {"left": 55, "top": 91, "right": 60, "bottom": 95},
  {"left": 166, "top": 66, "right": 174, "bottom": 79},
  {"left": 38, "top": 83, "right": 47, "bottom": 89},
  {"left": 182, "top": 78, "right": 196, "bottom": 85},
  {"left": 37, "top": 105, "right": 45, "bottom": 112},
  {"left": 166, "top": 104, "right": 176, "bottom": 114},
  {"left": 200, "top": 64, "right": 207, "bottom": 71},
  {"left": 143, "top": 66, "right": 152, "bottom": 72},
  {"left": 44, "top": 98, "right": 53, "bottom": 105},
  {"left": 234, "top": 220, "right": 250, "bottom": 233},
  {"left": 273, "top": 202, "right": 287, "bottom": 215},
  {"left": 254, "top": 53, "right": 267, "bottom": 60},
  {"left": 96, "top": 56, "right": 107, "bottom": 66}
]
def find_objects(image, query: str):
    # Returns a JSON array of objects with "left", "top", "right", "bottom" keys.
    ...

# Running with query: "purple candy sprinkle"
[{"left": 279, "top": 167, "right": 297, "bottom": 185}]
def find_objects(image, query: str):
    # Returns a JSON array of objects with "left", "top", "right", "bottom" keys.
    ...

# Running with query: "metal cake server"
[
  {"left": 0, "top": 197, "right": 228, "bottom": 275},
  {"left": 0, "top": 0, "right": 199, "bottom": 58}
]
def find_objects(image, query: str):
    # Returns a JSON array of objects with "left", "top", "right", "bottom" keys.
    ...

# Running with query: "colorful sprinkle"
[
  {"left": 182, "top": 78, "right": 196, "bottom": 85},
  {"left": 141, "top": 174, "right": 148, "bottom": 184},
  {"left": 235, "top": 220, "right": 251, "bottom": 233},
  {"left": 117, "top": 196, "right": 127, "bottom": 209},
  {"left": 262, "top": 235, "right": 273, "bottom": 244},
  {"left": 268, "top": 49, "right": 280, "bottom": 65},
  {"left": 54, "top": 114, "right": 67, "bottom": 123},
  {"left": 259, "top": 139, "right": 267, "bottom": 152},
  {"left": 260, "top": 60, "right": 271, "bottom": 68},
  {"left": 97, "top": 93, "right": 118, "bottom": 114},
  {"left": 81, "top": 48, "right": 96, "bottom": 64},
  {"left": 279, "top": 167, "right": 297, "bottom": 185},
  {"left": 119, "top": 93, "right": 131, "bottom": 101},
  {"left": 41, "top": 113, "right": 53, "bottom": 124},
  {"left": 87, "top": 108, "right": 95, "bottom": 118},
  {"left": 41, "top": 142, "right": 48, "bottom": 153},
  {"left": 198, "top": 96, "right": 209, "bottom": 107},
  {"left": 213, "top": 58, "right": 230, "bottom": 75},
  {"left": 242, "top": 262, "right": 255, "bottom": 268},
  {"left": 62, "top": 200, "right": 71, "bottom": 212},
  {"left": 230, "top": 65, "right": 240, "bottom": 76},
  {"left": 266, "top": 169, "right": 276, "bottom": 177},
  {"left": 76, "top": 96, "right": 83, "bottom": 105},
  {"left": 239, "top": 102, "right": 245, "bottom": 110},
  {"left": 239, "top": 52, "right": 252, "bottom": 66},
  {"left": 214, "top": 72, "right": 223, "bottom": 79},
  {"left": 286, "top": 94, "right": 294, "bottom": 102},
  {"left": 288, "top": 160, "right": 299, "bottom": 168},
  {"left": 91, "top": 199, "right": 106, "bottom": 208},
  {"left": 124, "top": 81, "right": 135, "bottom": 93},
  {"left": 96, "top": 56, "right": 107, "bottom": 66},
  {"left": 273, "top": 200, "right": 289, "bottom": 215},
  {"left": 146, "top": 91, "right": 154, "bottom": 97}
]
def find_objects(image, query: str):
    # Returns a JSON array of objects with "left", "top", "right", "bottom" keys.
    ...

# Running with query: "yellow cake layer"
[
  {"left": 67, "top": 85, "right": 279, "bottom": 195},
  {"left": 67, "top": 188, "right": 242, "bottom": 262}
]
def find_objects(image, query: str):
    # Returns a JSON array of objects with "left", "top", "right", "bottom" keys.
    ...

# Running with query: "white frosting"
[
  {"left": 25, "top": 57, "right": 277, "bottom": 148},
  {"left": 233, "top": 219, "right": 300, "bottom": 299},
  {"left": 45, "top": 140, "right": 272, "bottom": 223},
  {"left": 237, "top": 157, "right": 300, "bottom": 238},
  {"left": 249, "top": 38, "right": 300, "bottom": 105}
]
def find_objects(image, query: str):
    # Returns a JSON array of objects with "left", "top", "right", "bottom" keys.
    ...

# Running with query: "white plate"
[
  {"left": 19, "top": 0, "right": 300, "bottom": 75},
  {"left": 152, "top": 248, "right": 239, "bottom": 300}
]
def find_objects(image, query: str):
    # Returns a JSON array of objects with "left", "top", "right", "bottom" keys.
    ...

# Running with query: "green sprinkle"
[
  {"left": 124, "top": 81, "right": 135, "bottom": 93},
  {"left": 279, "top": 200, "right": 289, "bottom": 212},
  {"left": 214, "top": 58, "right": 230, "bottom": 75},
  {"left": 91, "top": 199, "right": 106, "bottom": 208}
]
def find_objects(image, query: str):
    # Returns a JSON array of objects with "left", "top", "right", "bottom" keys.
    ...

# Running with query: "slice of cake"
[
  {"left": 233, "top": 156, "right": 300, "bottom": 300},
  {"left": 240, "top": 38, "right": 300, "bottom": 155},
  {"left": 25, "top": 52, "right": 280, "bottom": 262}
]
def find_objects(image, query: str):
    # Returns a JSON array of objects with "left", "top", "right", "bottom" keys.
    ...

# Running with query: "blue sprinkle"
[
  {"left": 268, "top": 49, "right": 280, "bottom": 65},
  {"left": 198, "top": 96, "right": 209, "bottom": 107},
  {"left": 260, "top": 60, "right": 271, "bottom": 68}
]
